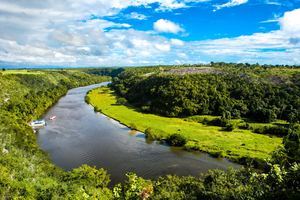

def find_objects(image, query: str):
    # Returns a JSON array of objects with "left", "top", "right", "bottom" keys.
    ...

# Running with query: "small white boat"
[
  {"left": 30, "top": 120, "right": 46, "bottom": 128},
  {"left": 50, "top": 116, "right": 56, "bottom": 120}
]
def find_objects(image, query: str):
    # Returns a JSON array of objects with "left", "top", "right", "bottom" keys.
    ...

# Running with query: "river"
[{"left": 38, "top": 83, "right": 239, "bottom": 185}]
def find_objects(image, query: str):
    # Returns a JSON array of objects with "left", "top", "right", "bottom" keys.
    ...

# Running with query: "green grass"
[
  {"left": 87, "top": 87, "right": 282, "bottom": 163},
  {"left": 1, "top": 70, "right": 44, "bottom": 75}
]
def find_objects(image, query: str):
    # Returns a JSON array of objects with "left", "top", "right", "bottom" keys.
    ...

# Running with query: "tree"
[
  {"left": 67, "top": 165, "right": 110, "bottom": 188},
  {"left": 283, "top": 128, "right": 300, "bottom": 163}
]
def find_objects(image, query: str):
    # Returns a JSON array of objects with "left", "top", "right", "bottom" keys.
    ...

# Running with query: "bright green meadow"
[{"left": 87, "top": 87, "right": 282, "bottom": 163}]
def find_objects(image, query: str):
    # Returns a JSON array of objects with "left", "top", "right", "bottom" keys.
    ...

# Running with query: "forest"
[
  {"left": 111, "top": 64, "right": 300, "bottom": 123},
  {"left": 0, "top": 66, "right": 299, "bottom": 199},
  {"left": 111, "top": 64, "right": 300, "bottom": 137}
]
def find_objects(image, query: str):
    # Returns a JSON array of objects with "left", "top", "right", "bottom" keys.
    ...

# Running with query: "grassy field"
[
  {"left": 1, "top": 69, "right": 44, "bottom": 75},
  {"left": 87, "top": 87, "right": 282, "bottom": 164}
]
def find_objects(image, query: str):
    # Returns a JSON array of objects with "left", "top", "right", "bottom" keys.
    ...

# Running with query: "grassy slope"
[
  {"left": 0, "top": 70, "right": 113, "bottom": 198},
  {"left": 88, "top": 87, "right": 282, "bottom": 163}
]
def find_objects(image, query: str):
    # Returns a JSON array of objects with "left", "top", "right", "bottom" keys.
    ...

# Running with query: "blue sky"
[
  {"left": 0, "top": 0, "right": 300, "bottom": 67},
  {"left": 110, "top": 1, "right": 284, "bottom": 40}
]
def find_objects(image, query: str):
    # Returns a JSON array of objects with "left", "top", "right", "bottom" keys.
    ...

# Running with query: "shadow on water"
[{"left": 38, "top": 83, "right": 240, "bottom": 185}]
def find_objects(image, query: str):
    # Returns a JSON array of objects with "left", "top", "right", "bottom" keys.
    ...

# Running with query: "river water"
[{"left": 38, "top": 83, "right": 239, "bottom": 184}]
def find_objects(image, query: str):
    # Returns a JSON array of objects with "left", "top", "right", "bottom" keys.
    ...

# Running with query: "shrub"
[
  {"left": 85, "top": 95, "right": 91, "bottom": 104},
  {"left": 145, "top": 128, "right": 155, "bottom": 139},
  {"left": 207, "top": 117, "right": 228, "bottom": 127},
  {"left": 263, "top": 126, "right": 289, "bottom": 137},
  {"left": 238, "top": 122, "right": 250, "bottom": 130},
  {"left": 116, "top": 97, "right": 127, "bottom": 105},
  {"left": 166, "top": 134, "right": 187, "bottom": 147},
  {"left": 253, "top": 126, "right": 265, "bottom": 134},
  {"left": 145, "top": 128, "right": 164, "bottom": 140},
  {"left": 114, "top": 173, "right": 153, "bottom": 199},
  {"left": 129, "top": 123, "right": 138, "bottom": 130},
  {"left": 67, "top": 165, "right": 110, "bottom": 188},
  {"left": 141, "top": 105, "right": 150, "bottom": 112},
  {"left": 210, "top": 151, "right": 225, "bottom": 158},
  {"left": 94, "top": 106, "right": 101, "bottom": 112},
  {"left": 283, "top": 129, "right": 300, "bottom": 163},
  {"left": 222, "top": 122, "right": 235, "bottom": 131},
  {"left": 254, "top": 125, "right": 289, "bottom": 137}
]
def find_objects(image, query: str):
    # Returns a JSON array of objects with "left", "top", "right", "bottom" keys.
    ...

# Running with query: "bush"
[
  {"left": 116, "top": 97, "right": 127, "bottom": 105},
  {"left": 253, "top": 126, "right": 265, "bottom": 134},
  {"left": 145, "top": 128, "right": 164, "bottom": 140},
  {"left": 238, "top": 122, "right": 250, "bottom": 130},
  {"left": 264, "top": 126, "right": 289, "bottom": 137},
  {"left": 114, "top": 173, "right": 153, "bottom": 199},
  {"left": 94, "top": 106, "right": 101, "bottom": 112},
  {"left": 254, "top": 125, "right": 289, "bottom": 137},
  {"left": 141, "top": 105, "right": 150, "bottom": 112},
  {"left": 129, "top": 123, "right": 138, "bottom": 130},
  {"left": 85, "top": 95, "right": 91, "bottom": 104},
  {"left": 145, "top": 128, "right": 155, "bottom": 139},
  {"left": 207, "top": 117, "right": 228, "bottom": 127},
  {"left": 210, "top": 151, "right": 225, "bottom": 158},
  {"left": 67, "top": 165, "right": 110, "bottom": 188},
  {"left": 222, "top": 122, "right": 235, "bottom": 131},
  {"left": 283, "top": 129, "right": 300, "bottom": 163},
  {"left": 166, "top": 134, "right": 187, "bottom": 147}
]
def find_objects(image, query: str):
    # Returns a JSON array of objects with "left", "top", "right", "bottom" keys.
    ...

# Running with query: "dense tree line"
[
  {"left": 85, "top": 67, "right": 125, "bottom": 77},
  {"left": 111, "top": 65, "right": 300, "bottom": 124}
]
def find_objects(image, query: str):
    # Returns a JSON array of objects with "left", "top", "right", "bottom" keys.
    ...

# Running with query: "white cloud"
[
  {"left": 214, "top": 0, "right": 248, "bottom": 11},
  {"left": 171, "top": 39, "right": 185, "bottom": 46},
  {"left": 154, "top": 19, "right": 184, "bottom": 34},
  {"left": 279, "top": 8, "right": 300, "bottom": 39},
  {"left": 260, "top": 13, "right": 281, "bottom": 24},
  {"left": 264, "top": 0, "right": 282, "bottom": 6},
  {"left": 127, "top": 12, "right": 148, "bottom": 20},
  {"left": 181, "top": 9, "right": 300, "bottom": 65},
  {"left": 155, "top": 43, "right": 171, "bottom": 51},
  {"left": 0, "top": 1, "right": 299, "bottom": 67}
]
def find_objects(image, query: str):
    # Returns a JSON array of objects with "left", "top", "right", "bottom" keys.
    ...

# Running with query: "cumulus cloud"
[
  {"left": 171, "top": 39, "right": 185, "bottom": 46},
  {"left": 0, "top": 1, "right": 299, "bottom": 67},
  {"left": 183, "top": 8, "right": 300, "bottom": 64},
  {"left": 0, "top": 0, "right": 190, "bottom": 66},
  {"left": 127, "top": 12, "right": 148, "bottom": 20},
  {"left": 214, "top": 0, "right": 248, "bottom": 11},
  {"left": 154, "top": 19, "right": 184, "bottom": 34},
  {"left": 279, "top": 9, "right": 300, "bottom": 39}
]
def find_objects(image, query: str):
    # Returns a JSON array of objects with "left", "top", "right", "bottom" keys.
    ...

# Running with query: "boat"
[
  {"left": 30, "top": 120, "right": 46, "bottom": 128},
  {"left": 50, "top": 116, "right": 56, "bottom": 120}
]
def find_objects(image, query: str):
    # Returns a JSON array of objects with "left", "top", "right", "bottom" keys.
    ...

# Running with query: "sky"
[{"left": 0, "top": 0, "right": 300, "bottom": 67}]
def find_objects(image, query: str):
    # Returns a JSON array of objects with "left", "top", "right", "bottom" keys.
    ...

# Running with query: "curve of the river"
[{"left": 38, "top": 83, "right": 239, "bottom": 184}]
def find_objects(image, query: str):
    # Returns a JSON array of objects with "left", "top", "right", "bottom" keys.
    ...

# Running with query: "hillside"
[
  {"left": 0, "top": 67, "right": 299, "bottom": 199},
  {"left": 0, "top": 70, "right": 113, "bottom": 199},
  {"left": 111, "top": 64, "right": 300, "bottom": 124}
]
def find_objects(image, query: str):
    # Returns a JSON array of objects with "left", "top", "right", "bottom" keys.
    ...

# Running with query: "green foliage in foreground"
[
  {"left": 87, "top": 87, "right": 282, "bottom": 164},
  {"left": 114, "top": 163, "right": 300, "bottom": 200}
]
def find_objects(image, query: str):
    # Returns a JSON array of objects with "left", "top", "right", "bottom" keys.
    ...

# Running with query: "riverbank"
[
  {"left": 39, "top": 83, "right": 239, "bottom": 185},
  {"left": 0, "top": 71, "right": 113, "bottom": 199},
  {"left": 87, "top": 87, "right": 282, "bottom": 164}
]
